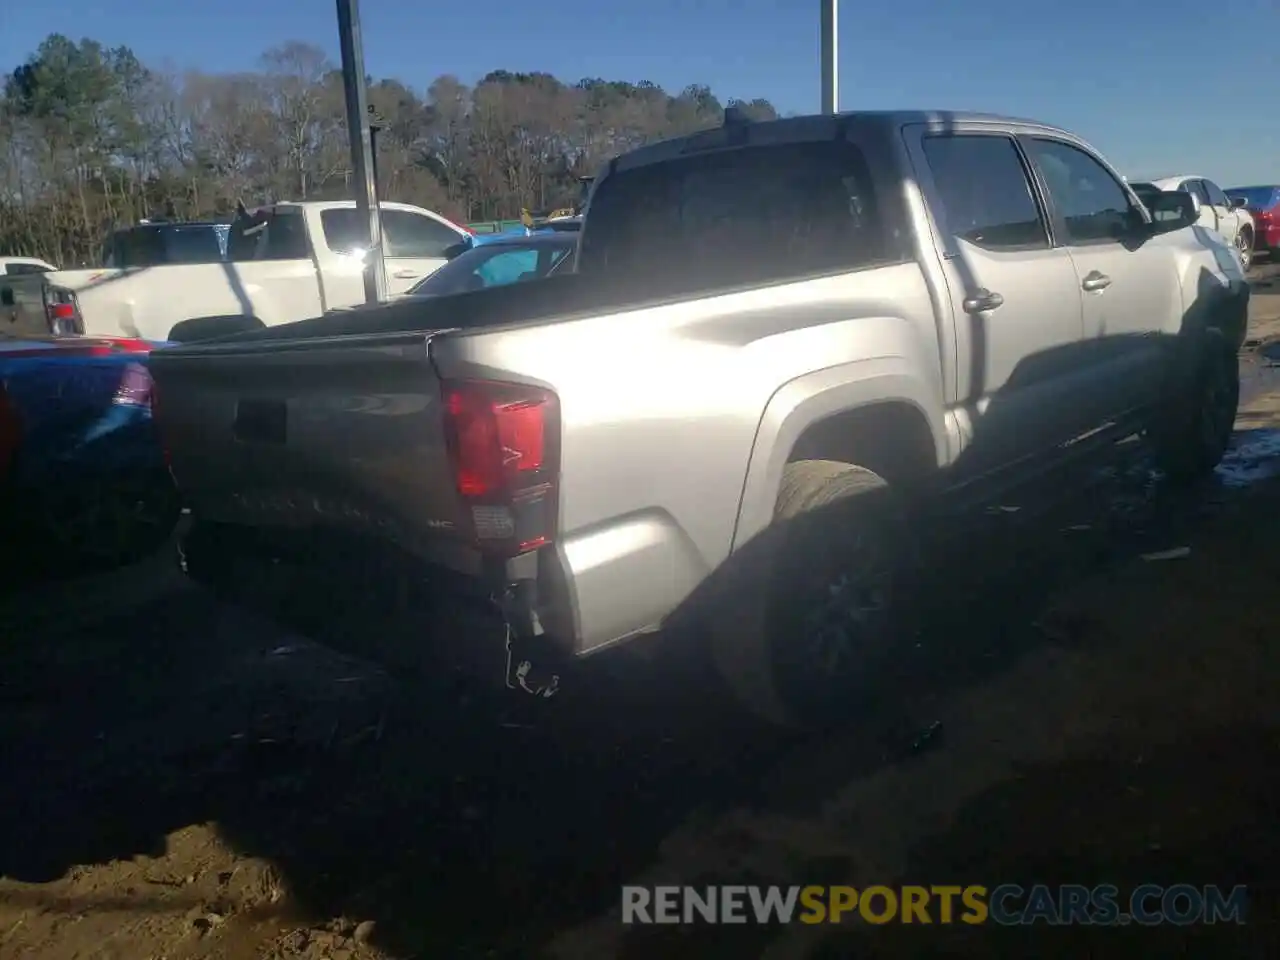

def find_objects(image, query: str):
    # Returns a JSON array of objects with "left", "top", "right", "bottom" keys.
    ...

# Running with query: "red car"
[{"left": 1226, "top": 185, "right": 1280, "bottom": 259}]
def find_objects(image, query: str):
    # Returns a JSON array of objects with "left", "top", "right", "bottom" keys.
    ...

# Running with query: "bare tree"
[{"left": 0, "top": 32, "right": 780, "bottom": 264}]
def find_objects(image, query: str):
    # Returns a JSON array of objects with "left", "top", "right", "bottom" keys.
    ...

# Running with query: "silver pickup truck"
[{"left": 149, "top": 110, "right": 1249, "bottom": 727}]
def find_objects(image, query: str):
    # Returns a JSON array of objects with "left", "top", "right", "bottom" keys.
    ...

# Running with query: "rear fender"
[{"left": 731, "top": 357, "right": 946, "bottom": 550}]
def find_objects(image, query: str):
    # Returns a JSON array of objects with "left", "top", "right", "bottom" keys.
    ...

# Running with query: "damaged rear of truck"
[
  {"left": 150, "top": 111, "right": 938, "bottom": 724},
  {"left": 149, "top": 109, "right": 1239, "bottom": 726}
]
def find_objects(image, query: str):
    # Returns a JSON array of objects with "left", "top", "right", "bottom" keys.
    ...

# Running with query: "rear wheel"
[
  {"left": 1236, "top": 228, "right": 1254, "bottom": 272},
  {"left": 711, "top": 460, "right": 917, "bottom": 728},
  {"left": 1150, "top": 328, "right": 1239, "bottom": 484}
]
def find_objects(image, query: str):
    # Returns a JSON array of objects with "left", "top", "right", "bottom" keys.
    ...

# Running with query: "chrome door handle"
[
  {"left": 962, "top": 289, "right": 1004, "bottom": 314},
  {"left": 392, "top": 269, "right": 421, "bottom": 279},
  {"left": 1081, "top": 272, "right": 1112, "bottom": 292}
]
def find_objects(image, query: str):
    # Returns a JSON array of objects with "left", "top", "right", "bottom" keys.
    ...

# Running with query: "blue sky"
[{"left": 2, "top": 0, "right": 1276, "bottom": 185}]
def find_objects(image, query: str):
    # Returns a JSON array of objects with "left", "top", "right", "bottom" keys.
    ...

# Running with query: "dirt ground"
[{"left": 3, "top": 271, "right": 1280, "bottom": 959}]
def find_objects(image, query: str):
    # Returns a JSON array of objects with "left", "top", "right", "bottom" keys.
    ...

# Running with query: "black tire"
[
  {"left": 711, "top": 459, "right": 917, "bottom": 728},
  {"left": 1150, "top": 328, "right": 1239, "bottom": 484}
]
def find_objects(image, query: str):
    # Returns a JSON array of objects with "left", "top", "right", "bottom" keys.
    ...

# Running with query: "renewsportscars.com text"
[{"left": 621, "top": 884, "right": 1248, "bottom": 926}]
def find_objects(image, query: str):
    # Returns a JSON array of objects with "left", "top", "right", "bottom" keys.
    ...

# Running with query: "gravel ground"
[{"left": 2, "top": 269, "right": 1280, "bottom": 959}]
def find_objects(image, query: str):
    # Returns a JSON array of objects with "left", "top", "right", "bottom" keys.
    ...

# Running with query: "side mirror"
[
  {"left": 1147, "top": 191, "right": 1198, "bottom": 232},
  {"left": 1229, "top": 196, "right": 1250, "bottom": 211}
]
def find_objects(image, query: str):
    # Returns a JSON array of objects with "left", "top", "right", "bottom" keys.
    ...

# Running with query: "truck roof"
[
  {"left": 1148, "top": 175, "right": 1206, "bottom": 190},
  {"left": 610, "top": 109, "right": 1075, "bottom": 175}
]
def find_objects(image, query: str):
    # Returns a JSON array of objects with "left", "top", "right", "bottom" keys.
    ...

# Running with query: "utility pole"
[
  {"left": 368, "top": 104, "right": 385, "bottom": 201},
  {"left": 336, "top": 0, "right": 387, "bottom": 304},
  {"left": 820, "top": 0, "right": 839, "bottom": 115}
]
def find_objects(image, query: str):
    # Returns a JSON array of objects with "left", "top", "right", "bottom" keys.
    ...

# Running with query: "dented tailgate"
[{"left": 148, "top": 332, "right": 475, "bottom": 569}]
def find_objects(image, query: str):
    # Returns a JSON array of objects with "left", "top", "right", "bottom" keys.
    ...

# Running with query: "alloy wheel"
[{"left": 1236, "top": 231, "right": 1253, "bottom": 272}]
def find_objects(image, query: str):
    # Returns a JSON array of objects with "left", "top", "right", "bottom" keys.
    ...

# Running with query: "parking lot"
[{"left": 2, "top": 264, "right": 1280, "bottom": 959}]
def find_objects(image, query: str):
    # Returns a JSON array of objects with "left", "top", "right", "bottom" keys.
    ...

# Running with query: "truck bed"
[{"left": 188, "top": 269, "right": 730, "bottom": 346}]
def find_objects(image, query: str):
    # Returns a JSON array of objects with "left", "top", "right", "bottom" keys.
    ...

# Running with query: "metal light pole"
[
  {"left": 820, "top": 0, "right": 839, "bottom": 115},
  {"left": 368, "top": 105, "right": 385, "bottom": 202},
  {"left": 336, "top": 0, "right": 387, "bottom": 304}
]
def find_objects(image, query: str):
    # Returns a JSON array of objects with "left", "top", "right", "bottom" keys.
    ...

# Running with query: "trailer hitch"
[{"left": 494, "top": 585, "right": 561, "bottom": 699}]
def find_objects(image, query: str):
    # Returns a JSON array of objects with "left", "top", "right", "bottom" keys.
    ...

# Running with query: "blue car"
[
  {"left": 1, "top": 336, "right": 179, "bottom": 574},
  {"left": 408, "top": 231, "right": 578, "bottom": 298},
  {"left": 458, "top": 216, "right": 581, "bottom": 249}
]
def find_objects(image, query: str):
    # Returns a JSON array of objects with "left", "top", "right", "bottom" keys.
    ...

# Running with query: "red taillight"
[
  {"left": 441, "top": 379, "right": 559, "bottom": 557},
  {"left": 1256, "top": 207, "right": 1276, "bottom": 225},
  {"left": 42, "top": 287, "right": 83, "bottom": 335},
  {"left": 101, "top": 337, "right": 152, "bottom": 353},
  {"left": 112, "top": 362, "right": 154, "bottom": 407},
  {"left": 0, "top": 386, "right": 20, "bottom": 482}
]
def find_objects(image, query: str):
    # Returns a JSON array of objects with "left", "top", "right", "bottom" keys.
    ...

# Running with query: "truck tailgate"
[{"left": 149, "top": 332, "right": 473, "bottom": 567}]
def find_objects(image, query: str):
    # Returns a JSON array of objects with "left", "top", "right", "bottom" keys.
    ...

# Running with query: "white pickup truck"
[{"left": 0, "top": 201, "right": 469, "bottom": 343}]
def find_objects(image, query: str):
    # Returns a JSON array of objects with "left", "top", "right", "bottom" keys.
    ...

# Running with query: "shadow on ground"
[
  {"left": 801, "top": 725, "right": 1280, "bottom": 959},
  {"left": 1, "top": 433, "right": 1278, "bottom": 959}
]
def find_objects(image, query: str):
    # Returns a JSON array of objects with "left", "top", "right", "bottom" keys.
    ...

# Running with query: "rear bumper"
[{"left": 176, "top": 520, "right": 572, "bottom": 687}]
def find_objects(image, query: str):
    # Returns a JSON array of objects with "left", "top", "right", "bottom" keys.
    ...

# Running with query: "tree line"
[{"left": 0, "top": 34, "right": 781, "bottom": 266}]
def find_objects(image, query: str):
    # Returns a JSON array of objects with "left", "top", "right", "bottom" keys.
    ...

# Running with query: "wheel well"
[
  {"left": 787, "top": 401, "right": 938, "bottom": 491},
  {"left": 167, "top": 314, "right": 264, "bottom": 343}
]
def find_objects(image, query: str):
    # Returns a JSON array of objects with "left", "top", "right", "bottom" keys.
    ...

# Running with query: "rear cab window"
[{"left": 578, "top": 140, "right": 895, "bottom": 295}]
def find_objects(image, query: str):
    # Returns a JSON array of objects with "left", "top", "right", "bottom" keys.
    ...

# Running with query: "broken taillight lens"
[{"left": 441, "top": 379, "right": 559, "bottom": 557}]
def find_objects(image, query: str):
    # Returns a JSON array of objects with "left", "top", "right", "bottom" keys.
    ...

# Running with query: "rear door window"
[
  {"left": 320, "top": 209, "right": 366, "bottom": 254},
  {"left": 922, "top": 134, "right": 1048, "bottom": 250},
  {"left": 1202, "top": 180, "right": 1230, "bottom": 208},
  {"left": 228, "top": 210, "right": 310, "bottom": 261},
  {"left": 382, "top": 210, "right": 462, "bottom": 259},
  {"left": 578, "top": 140, "right": 893, "bottom": 292},
  {"left": 1183, "top": 180, "right": 1210, "bottom": 205},
  {"left": 321, "top": 209, "right": 462, "bottom": 259}
]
